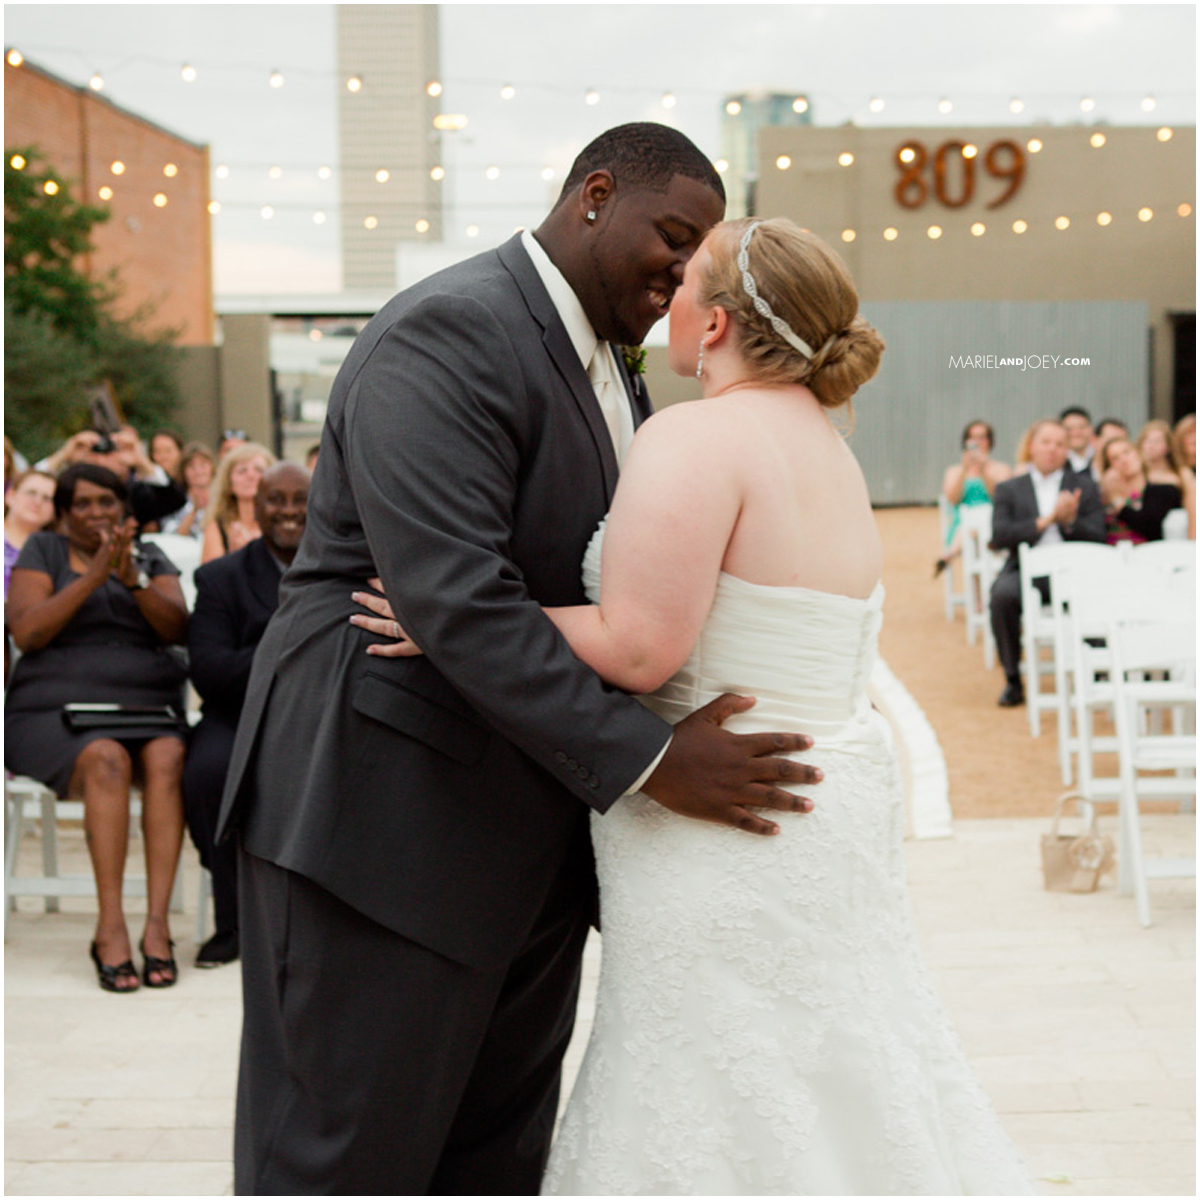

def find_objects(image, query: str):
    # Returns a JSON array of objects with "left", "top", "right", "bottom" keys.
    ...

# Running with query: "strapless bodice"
[{"left": 582, "top": 521, "right": 885, "bottom": 738}]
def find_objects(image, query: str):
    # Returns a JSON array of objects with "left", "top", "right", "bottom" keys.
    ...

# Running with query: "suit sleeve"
[
  {"left": 1064, "top": 475, "right": 1107, "bottom": 543},
  {"left": 188, "top": 565, "right": 257, "bottom": 710},
  {"left": 343, "top": 293, "right": 670, "bottom": 811},
  {"left": 989, "top": 481, "right": 1039, "bottom": 551}
]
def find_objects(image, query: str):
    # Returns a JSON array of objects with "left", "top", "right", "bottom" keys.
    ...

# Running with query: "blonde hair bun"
[{"left": 701, "top": 218, "right": 885, "bottom": 409}]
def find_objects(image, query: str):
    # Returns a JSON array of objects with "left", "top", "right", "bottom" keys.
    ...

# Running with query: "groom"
[{"left": 218, "top": 123, "right": 820, "bottom": 1195}]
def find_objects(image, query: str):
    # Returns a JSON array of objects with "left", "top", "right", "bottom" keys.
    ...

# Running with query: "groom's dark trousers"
[{"left": 216, "top": 235, "right": 671, "bottom": 1193}]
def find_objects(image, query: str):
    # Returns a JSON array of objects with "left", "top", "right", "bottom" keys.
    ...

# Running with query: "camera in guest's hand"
[{"left": 91, "top": 432, "right": 117, "bottom": 454}]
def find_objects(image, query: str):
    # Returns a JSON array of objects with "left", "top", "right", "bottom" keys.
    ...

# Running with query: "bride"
[{"left": 357, "top": 217, "right": 1032, "bottom": 1195}]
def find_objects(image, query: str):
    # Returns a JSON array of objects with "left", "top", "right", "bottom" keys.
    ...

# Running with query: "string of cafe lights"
[{"left": 4, "top": 43, "right": 1189, "bottom": 123}]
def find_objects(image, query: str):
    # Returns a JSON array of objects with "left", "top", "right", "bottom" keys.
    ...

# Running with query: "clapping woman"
[
  {"left": 5, "top": 464, "right": 189, "bottom": 991},
  {"left": 200, "top": 442, "right": 276, "bottom": 564}
]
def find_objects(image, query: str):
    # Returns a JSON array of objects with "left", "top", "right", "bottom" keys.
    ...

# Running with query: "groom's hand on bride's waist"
[{"left": 641, "top": 694, "right": 819, "bottom": 837}]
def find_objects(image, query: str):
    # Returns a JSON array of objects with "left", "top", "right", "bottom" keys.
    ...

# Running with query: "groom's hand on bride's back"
[{"left": 641, "top": 694, "right": 820, "bottom": 837}]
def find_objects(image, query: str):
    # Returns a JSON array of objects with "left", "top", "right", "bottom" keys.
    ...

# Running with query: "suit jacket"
[
  {"left": 188, "top": 537, "right": 283, "bottom": 728},
  {"left": 990, "top": 467, "right": 1106, "bottom": 575},
  {"left": 217, "top": 234, "right": 671, "bottom": 969}
]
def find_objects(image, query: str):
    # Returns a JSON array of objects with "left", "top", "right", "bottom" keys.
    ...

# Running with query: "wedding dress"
[{"left": 542, "top": 524, "right": 1033, "bottom": 1196}]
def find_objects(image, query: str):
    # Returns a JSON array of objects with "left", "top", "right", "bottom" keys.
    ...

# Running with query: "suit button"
[
  {"left": 555, "top": 751, "right": 568, "bottom": 765},
  {"left": 566, "top": 758, "right": 577, "bottom": 772},
  {"left": 588, "top": 775, "right": 600, "bottom": 789},
  {"left": 577, "top": 764, "right": 590, "bottom": 779}
]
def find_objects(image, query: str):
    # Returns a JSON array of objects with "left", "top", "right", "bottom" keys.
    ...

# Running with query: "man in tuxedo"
[
  {"left": 989, "top": 418, "right": 1106, "bottom": 706},
  {"left": 183, "top": 462, "right": 310, "bottom": 968},
  {"left": 1059, "top": 405, "right": 1096, "bottom": 478},
  {"left": 217, "top": 123, "right": 821, "bottom": 1195}
]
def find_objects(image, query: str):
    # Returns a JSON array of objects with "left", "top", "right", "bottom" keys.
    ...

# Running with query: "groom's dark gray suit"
[{"left": 217, "top": 233, "right": 672, "bottom": 1193}]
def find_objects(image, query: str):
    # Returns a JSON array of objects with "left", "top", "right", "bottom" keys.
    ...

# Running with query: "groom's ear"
[{"left": 578, "top": 171, "right": 615, "bottom": 223}]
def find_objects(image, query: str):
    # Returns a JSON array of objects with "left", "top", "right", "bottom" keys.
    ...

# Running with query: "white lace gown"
[{"left": 542, "top": 527, "right": 1033, "bottom": 1196}]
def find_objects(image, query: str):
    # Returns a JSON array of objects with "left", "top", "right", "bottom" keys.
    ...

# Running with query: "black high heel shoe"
[
  {"left": 139, "top": 937, "right": 178, "bottom": 988},
  {"left": 89, "top": 941, "right": 139, "bottom": 993},
  {"left": 933, "top": 558, "right": 950, "bottom": 578}
]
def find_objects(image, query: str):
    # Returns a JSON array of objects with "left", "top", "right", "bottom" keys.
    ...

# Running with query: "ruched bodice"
[{"left": 545, "top": 522, "right": 1032, "bottom": 1196}]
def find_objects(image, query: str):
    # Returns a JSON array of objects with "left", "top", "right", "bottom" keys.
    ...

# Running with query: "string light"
[
  {"left": 153, "top": 193, "right": 168, "bottom": 208},
  {"left": 713, "top": 159, "right": 729, "bottom": 174},
  {"left": 927, "top": 225, "right": 943, "bottom": 239},
  {"left": 1009, "top": 97, "right": 1024, "bottom": 113},
  {"left": 312, "top": 211, "right": 326, "bottom": 224},
  {"left": 364, "top": 215, "right": 378, "bottom": 229},
  {"left": 838, "top": 152, "right": 855, "bottom": 166},
  {"left": 883, "top": 227, "right": 898, "bottom": 241},
  {"left": 207, "top": 200, "right": 220, "bottom": 214},
  {"left": 1141, "top": 95, "right": 1156, "bottom": 111},
  {"left": 775, "top": 155, "right": 791, "bottom": 170},
  {"left": 430, "top": 166, "right": 445, "bottom": 181},
  {"left": 346, "top": 75, "right": 362, "bottom": 93},
  {"left": 725, "top": 100, "right": 741, "bottom": 115},
  {"left": 792, "top": 97, "right": 808, "bottom": 113},
  {"left": 426, "top": 80, "right": 442, "bottom": 97},
  {"left": 1157, "top": 127, "right": 1173, "bottom": 142},
  {"left": 415, "top": 218, "right": 430, "bottom": 232},
  {"left": 1097, "top": 211, "right": 1113, "bottom": 226},
  {"left": 10, "top": 154, "right": 26, "bottom": 170},
  {"left": 485, "top": 165, "right": 500, "bottom": 180},
  {"left": 899, "top": 147, "right": 916, "bottom": 164},
  {"left": 1090, "top": 132, "right": 1106, "bottom": 148},
  {"left": 375, "top": 168, "right": 389, "bottom": 183},
  {"left": 661, "top": 92, "right": 676, "bottom": 109},
  {"left": 841, "top": 229, "right": 856, "bottom": 242},
  {"left": 1080, "top": 96, "right": 1095, "bottom": 112},
  {"left": 163, "top": 163, "right": 178, "bottom": 177},
  {"left": 111, "top": 161, "right": 126, "bottom": 175},
  {"left": 1179, "top": 203, "right": 1193, "bottom": 217},
  {"left": 971, "top": 222, "right": 986, "bottom": 236},
  {"left": 1012, "top": 219, "right": 1028, "bottom": 233},
  {"left": 869, "top": 97, "right": 884, "bottom": 113},
  {"left": 540, "top": 166, "right": 554, "bottom": 181},
  {"left": 962, "top": 144, "right": 978, "bottom": 159},
  {"left": 317, "top": 165, "right": 332, "bottom": 180},
  {"left": 466, "top": 224, "right": 480, "bottom": 238},
  {"left": 500, "top": 84, "right": 515, "bottom": 100},
  {"left": 269, "top": 70, "right": 285, "bottom": 89},
  {"left": 43, "top": 180, "right": 59, "bottom": 195},
  {"left": 1138, "top": 207, "right": 1153, "bottom": 222},
  {"left": 585, "top": 88, "right": 600, "bottom": 106},
  {"left": 215, "top": 164, "right": 230, "bottom": 179},
  {"left": 6, "top": 48, "right": 23, "bottom": 67},
  {"left": 269, "top": 165, "right": 283, "bottom": 180},
  {"left": 1055, "top": 215, "right": 1070, "bottom": 229},
  {"left": 89, "top": 72, "right": 104, "bottom": 91},
  {"left": 181, "top": 63, "right": 197, "bottom": 82},
  {"left": 1027, "top": 139, "right": 1043, "bottom": 153},
  {"left": 432, "top": 114, "right": 467, "bottom": 131},
  {"left": 261, "top": 205, "right": 274, "bottom": 219},
  {"left": 937, "top": 97, "right": 953, "bottom": 113}
]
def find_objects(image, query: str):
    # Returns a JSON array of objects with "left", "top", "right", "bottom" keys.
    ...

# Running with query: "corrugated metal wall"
[{"left": 848, "top": 300, "right": 1150, "bottom": 505}]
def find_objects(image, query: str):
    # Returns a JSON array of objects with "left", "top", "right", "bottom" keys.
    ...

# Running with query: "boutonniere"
[{"left": 621, "top": 345, "right": 647, "bottom": 376}]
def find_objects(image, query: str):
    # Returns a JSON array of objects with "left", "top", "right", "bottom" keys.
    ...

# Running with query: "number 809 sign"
[{"left": 894, "top": 139, "right": 1025, "bottom": 210}]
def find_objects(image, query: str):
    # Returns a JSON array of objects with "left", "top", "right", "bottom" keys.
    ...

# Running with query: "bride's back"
[{"left": 718, "top": 387, "right": 882, "bottom": 599}]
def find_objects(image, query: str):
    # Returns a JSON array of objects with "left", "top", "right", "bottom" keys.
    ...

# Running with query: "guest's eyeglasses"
[{"left": 222, "top": 429, "right": 247, "bottom": 441}]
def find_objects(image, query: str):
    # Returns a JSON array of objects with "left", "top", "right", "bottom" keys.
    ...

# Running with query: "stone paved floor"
[{"left": 5, "top": 812, "right": 1193, "bottom": 1196}]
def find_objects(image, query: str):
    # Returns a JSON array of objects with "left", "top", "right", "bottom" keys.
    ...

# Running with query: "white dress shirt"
[
  {"left": 1029, "top": 466, "right": 1066, "bottom": 545},
  {"left": 520, "top": 229, "right": 667, "bottom": 794}
]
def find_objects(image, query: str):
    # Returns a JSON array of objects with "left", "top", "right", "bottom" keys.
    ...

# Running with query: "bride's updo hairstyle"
[{"left": 699, "top": 217, "right": 885, "bottom": 409}]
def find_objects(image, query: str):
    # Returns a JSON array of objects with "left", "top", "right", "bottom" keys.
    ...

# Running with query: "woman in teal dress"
[{"left": 936, "top": 419, "right": 1012, "bottom": 576}]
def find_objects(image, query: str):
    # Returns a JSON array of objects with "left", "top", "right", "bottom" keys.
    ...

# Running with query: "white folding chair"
[
  {"left": 959, "top": 505, "right": 1000, "bottom": 665},
  {"left": 1018, "top": 541, "right": 1122, "bottom": 737},
  {"left": 937, "top": 495, "right": 966, "bottom": 623},
  {"left": 5, "top": 775, "right": 184, "bottom": 938},
  {"left": 1106, "top": 616, "right": 1196, "bottom": 926},
  {"left": 1128, "top": 539, "right": 1196, "bottom": 575},
  {"left": 1161, "top": 508, "right": 1191, "bottom": 541}
]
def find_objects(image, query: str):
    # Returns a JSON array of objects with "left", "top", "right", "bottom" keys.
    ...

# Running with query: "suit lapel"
[
  {"left": 612, "top": 345, "right": 654, "bottom": 427},
  {"left": 496, "top": 235, "right": 620, "bottom": 500},
  {"left": 245, "top": 539, "right": 282, "bottom": 618}
]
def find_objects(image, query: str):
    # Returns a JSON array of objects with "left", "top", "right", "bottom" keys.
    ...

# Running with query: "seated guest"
[
  {"left": 149, "top": 430, "right": 185, "bottom": 483},
  {"left": 5, "top": 469, "right": 56, "bottom": 594},
  {"left": 1172, "top": 413, "right": 1196, "bottom": 472},
  {"left": 1136, "top": 419, "right": 1195, "bottom": 539},
  {"left": 5, "top": 464, "right": 189, "bottom": 991},
  {"left": 1059, "top": 405, "right": 1096, "bottom": 477},
  {"left": 184, "top": 462, "right": 310, "bottom": 967},
  {"left": 305, "top": 443, "right": 320, "bottom": 472},
  {"left": 936, "top": 419, "right": 1011, "bottom": 576},
  {"left": 218, "top": 429, "right": 249, "bottom": 461},
  {"left": 1098, "top": 435, "right": 1180, "bottom": 545},
  {"left": 1093, "top": 417, "right": 1129, "bottom": 462},
  {"left": 200, "top": 442, "right": 276, "bottom": 564},
  {"left": 988, "top": 420, "right": 1106, "bottom": 707},
  {"left": 1012, "top": 421, "right": 1036, "bottom": 475},
  {"left": 160, "top": 442, "right": 216, "bottom": 539}
]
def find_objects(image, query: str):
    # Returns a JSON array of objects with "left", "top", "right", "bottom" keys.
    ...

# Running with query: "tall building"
[
  {"left": 336, "top": 5, "right": 443, "bottom": 291},
  {"left": 720, "top": 92, "right": 814, "bottom": 219}
]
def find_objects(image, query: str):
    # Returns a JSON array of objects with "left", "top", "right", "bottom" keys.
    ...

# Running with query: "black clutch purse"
[{"left": 62, "top": 703, "right": 183, "bottom": 732}]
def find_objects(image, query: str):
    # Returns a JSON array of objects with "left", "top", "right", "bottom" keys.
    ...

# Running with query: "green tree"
[{"left": 4, "top": 147, "right": 182, "bottom": 462}]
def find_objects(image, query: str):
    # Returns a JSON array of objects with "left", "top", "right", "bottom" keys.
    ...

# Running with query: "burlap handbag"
[{"left": 1040, "top": 792, "right": 1116, "bottom": 893}]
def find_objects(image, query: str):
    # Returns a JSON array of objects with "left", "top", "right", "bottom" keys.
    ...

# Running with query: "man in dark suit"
[
  {"left": 217, "top": 123, "right": 821, "bottom": 1195},
  {"left": 989, "top": 418, "right": 1106, "bottom": 706},
  {"left": 183, "top": 462, "right": 310, "bottom": 967}
]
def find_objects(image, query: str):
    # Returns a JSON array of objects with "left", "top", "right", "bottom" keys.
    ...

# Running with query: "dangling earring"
[
  {"left": 586, "top": 211, "right": 597, "bottom": 222},
  {"left": 696, "top": 340, "right": 705, "bottom": 379}
]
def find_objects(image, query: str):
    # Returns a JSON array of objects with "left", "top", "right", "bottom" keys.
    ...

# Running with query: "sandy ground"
[{"left": 878, "top": 506, "right": 1120, "bottom": 820}]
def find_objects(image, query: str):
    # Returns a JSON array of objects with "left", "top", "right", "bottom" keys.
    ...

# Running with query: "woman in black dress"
[
  {"left": 6, "top": 464, "right": 189, "bottom": 991},
  {"left": 1097, "top": 436, "right": 1181, "bottom": 544}
]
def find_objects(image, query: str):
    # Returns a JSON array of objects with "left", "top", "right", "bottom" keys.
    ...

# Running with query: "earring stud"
[{"left": 586, "top": 211, "right": 596, "bottom": 222}]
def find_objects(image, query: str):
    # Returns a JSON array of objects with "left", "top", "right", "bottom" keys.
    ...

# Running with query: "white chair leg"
[{"left": 39, "top": 792, "right": 60, "bottom": 914}]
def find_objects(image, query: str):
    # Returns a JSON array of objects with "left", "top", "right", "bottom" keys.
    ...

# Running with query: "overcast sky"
[{"left": 4, "top": 3, "right": 1195, "bottom": 295}]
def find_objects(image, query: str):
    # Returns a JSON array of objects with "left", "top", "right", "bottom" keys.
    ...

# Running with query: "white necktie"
[{"left": 587, "top": 342, "right": 632, "bottom": 463}]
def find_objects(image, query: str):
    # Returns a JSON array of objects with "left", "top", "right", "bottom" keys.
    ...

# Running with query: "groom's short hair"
[{"left": 555, "top": 122, "right": 725, "bottom": 207}]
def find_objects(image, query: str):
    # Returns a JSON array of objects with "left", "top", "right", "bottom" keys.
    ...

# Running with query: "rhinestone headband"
[{"left": 737, "top": 222, "right": 835, "bottom": 361}]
